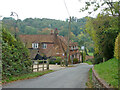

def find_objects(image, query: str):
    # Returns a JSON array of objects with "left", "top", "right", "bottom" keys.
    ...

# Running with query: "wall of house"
[
  {"left": 40, "top": 43, "right": 54, "bottom": 55},
  {"left": 29, "top": 49, "right": 38, "bottom": 59},
  {"left": 29, "top": 43, "right": 54, "bottom": 59}
]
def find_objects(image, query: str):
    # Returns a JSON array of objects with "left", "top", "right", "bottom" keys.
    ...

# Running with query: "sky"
[{"left": 0, "top": 0, "right": 101, "bottom": 21}]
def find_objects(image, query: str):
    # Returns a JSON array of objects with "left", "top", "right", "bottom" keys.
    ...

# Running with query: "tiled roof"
[
  {"left": 58, "top": 36, "right": 78, "bottom": 46},
  {"left": 19, "top": 34, "right": 78, "bottom": 57},
  {"left": 19, "top": 35, "right": 54, "bottom": 43}
]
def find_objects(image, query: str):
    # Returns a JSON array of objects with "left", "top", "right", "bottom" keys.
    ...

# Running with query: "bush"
[
  {"left": 49, "top": 57, "right": 62, "bottom": 65},
  {"left": 114, "top": 33, "right": 120, "bottom": 60},
  {"left": 49, "top": 57, "right": 56, "bottom": 64},
  {"left": 2, "top": 28, "right": 32, "bottom": 79},
  {"left": 93, "top": 53, "right": 103, "bottom": 64},
  {"left": 73, "top": 58, "right": 78, "bottom": 64},
  {"left": 83, "top": 51, "right": 86, "bottom": 62}
]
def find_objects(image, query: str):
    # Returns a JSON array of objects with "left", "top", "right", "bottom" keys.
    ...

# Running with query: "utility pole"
[{"left": 66, "top": 16, "right": 71, "bottom": 66}]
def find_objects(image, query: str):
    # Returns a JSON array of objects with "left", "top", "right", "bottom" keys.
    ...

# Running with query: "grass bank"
[
  {"left": 94, "top": 58, "right": 118, "bottom": 88},
  {"left": 3, "top": 70, "right": 53, "bottom": 84}
]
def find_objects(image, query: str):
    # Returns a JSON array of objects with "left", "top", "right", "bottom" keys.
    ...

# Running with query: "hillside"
[{"left": 2, "top": 17, "right": 94, "bottom": 52}]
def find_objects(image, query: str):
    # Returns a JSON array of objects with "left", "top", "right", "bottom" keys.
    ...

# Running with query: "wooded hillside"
[{"left": 2, "top": 17, "right": 94, "bottom": 52}]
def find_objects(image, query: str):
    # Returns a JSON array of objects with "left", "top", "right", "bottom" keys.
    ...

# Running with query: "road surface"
[{"left": 3, "top": 63, "right": 93, "bottom": 88}]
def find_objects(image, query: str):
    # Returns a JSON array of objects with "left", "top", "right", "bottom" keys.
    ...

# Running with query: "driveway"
[{"left": 3, "top": 63, "right": 93, "bottom": 88}]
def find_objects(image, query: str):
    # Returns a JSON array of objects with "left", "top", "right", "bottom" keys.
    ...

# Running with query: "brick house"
[{"left": 19, "top": 29, "right": 80, "bottom": 63}]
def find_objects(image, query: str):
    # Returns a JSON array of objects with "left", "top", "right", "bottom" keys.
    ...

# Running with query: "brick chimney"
[
  {"left": 50, "top": 30, "right": 54, "bottom": 35},
  {"left": 54, "top": 28, "right": 58, "bottom": 36}
]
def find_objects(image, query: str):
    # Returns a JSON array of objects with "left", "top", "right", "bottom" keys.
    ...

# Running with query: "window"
[
  {"left": 73, "top": 46, "right": 74, "bottom": 49},
  {"left": 42, "top": 43, "right": 47, "bottom": 49},
  {"left": 76, "top": 46, "right": 78, "bottom": 49},
  {"left": 71, "top": 47, "right": 73, "bottom": 50},
  {"left": 32, "top": 43, "right": 38, "bottom": 49}
]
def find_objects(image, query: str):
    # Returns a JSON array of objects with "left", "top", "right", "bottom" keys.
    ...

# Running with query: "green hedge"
[
  {"left": 49, "top": 57, "right": 62, "bottom": 65},
  {"left": 114, "top": 33, "right": 120, "bottom": 60},
  {"left": 2, "top": 28, "right": 32, "bottom": 79},
  {"left": 73, "top": 58, "right": 78, "bottom": 64}
]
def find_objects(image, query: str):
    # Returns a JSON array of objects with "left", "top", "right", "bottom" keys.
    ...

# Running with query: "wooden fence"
[
  {"left": 60, "top": 59, "right": 65, "bottom": 67},
  {"left": 31, "top": 59, "right": 49, "bottom": 72}
]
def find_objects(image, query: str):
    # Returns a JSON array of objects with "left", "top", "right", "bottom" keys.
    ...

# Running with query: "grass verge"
[
  {"left": 88, "top": 52, "right": 93, "bottom": 56},
  {"left": 84, "top": 61, "right": 93, "bottom": 65},
  {"left": 86, "top": 68, "right": 93, "bottom": 88},
  {"left": 94, "top": 58, "right": 118, "bottom": 88},
  {"left": 2, "top": 70, "right": 54, "bottom": 84}
]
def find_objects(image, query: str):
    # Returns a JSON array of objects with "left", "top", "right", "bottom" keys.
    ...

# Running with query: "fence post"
[
  {"left": 32, "top": 60, "right": 33, "bottom": 72},
  {"left": 47, "top": 59, "right": 49, "bottom": 70},
  {"left": 37, "top": 60, "right": 39, "bottom": 71},
  {"left": 60, "top": 60, "right": 62, "bottom": 67},
  {"left": 43, "top": 59, "right": 44, "bottom": 71}
]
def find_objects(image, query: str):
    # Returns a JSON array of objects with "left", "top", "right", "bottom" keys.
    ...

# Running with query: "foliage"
[
  {"left": 80, "top": 1, "right": 119, "bottom": 17},
  {"left": 3, "top": 70, "right": 53, "bottom": 84},
  {"left": 86, "top": 14, "right": 119, "bottom": 62},
  {"left": 2, "top": 28, "right": 32, "bottom": 79},
  {"left": 49, "top": 57, "right": 61, "bottom": 65},
  {"left": 75, "top": 32, "right": 94, "bottom": 52},
  {"left": 93, "top": 53, "right": 103, "bottom": 64},
  {"left": 88, "top": 52, "right": 93, "bottom": 56},
  {"left": 73, "top": 58, "right": 78, "bottom": 64},
  {"left": 94, "top": 58, "right": 118, "bottom": 88},
  {"left": 84, "top": 51, "right": 86, "bottom": 61},
  {"left": 114, "top": 33, "right": 120, "bottom": 60},
  {"left": 84, "top": 61, "right": 93, "bottom": 65},
  {"left": 2, "top": 17, "right": 94, "bottom": 52},
  {"left": 55, "top": 57, "right": 62, "bottom": 65}
]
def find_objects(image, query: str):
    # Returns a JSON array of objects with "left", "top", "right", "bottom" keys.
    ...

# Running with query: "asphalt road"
[{"left": 3, "top": 63, "right": 93, "bottom": 88}]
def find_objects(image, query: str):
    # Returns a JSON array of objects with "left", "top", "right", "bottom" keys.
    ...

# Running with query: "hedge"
[
  {"left": 114, "top": 33, "right": 120, "bottom": 60},
  {"left": 2, "top": 28, "right": 32, "bottom": 79}
]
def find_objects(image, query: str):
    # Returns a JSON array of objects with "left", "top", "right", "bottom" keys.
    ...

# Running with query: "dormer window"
[
  {"left": 42, "top": 43, "right": 47, "bottom": 49},
  {"left": 32, "top": 43, "right": 38, "bottom": 49},
  {"left": 71, "top": 47, "right": 73, "bottom": 50},
  {"left": 74, "top": 46, "right": 76, "bottom": 49},
  {"left": 73, "top": 46, "right": 74, "bottom": 49}
]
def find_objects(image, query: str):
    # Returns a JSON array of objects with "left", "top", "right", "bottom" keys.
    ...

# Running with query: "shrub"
[
  {"left": 93, "top": 53, "right": 103, "bottom": 64},
  {"left": 55, "top": 57, "right": 62, "bottom": 65},
  {"left": 83, "top": 51, "right": 86, "bottom": 62},
  {"left": 2, "top": 28, "right": 32, "bottom": 79},
  {"left": 114, "top": 33, "right": 120, "bottom": 60},
  {"left": 73, "top": 58, "right": 78, "bottom": 64},
  {"left": 49, "top": 57, "right": 56, "bottom": 64},
  {"left": 49, "top": 57, "right": 62, "bottom": 65}
]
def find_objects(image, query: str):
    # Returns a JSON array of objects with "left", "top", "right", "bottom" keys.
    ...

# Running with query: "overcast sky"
[{"left": 0, "top": 0, "right": 101, "bottom": 21}]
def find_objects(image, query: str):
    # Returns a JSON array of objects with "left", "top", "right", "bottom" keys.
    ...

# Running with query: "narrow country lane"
[{"left": 3, "top": 64, "right": 93, "bottom": 88}]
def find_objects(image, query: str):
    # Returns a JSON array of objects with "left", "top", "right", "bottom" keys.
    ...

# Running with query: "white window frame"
[
  {"left": 71, "top": 47, "right": 73, "bottom": 50},
  {"left": 42, "top": 43, "right": 47, "bottom": 49},
  {"left": 32, "top": 43, "right": 38, "bottom": 49}
]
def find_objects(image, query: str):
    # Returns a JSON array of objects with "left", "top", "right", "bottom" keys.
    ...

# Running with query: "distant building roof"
[
  {"left": 58, "top": 36, "right": 78, "bottom": 46},
  {"left": 19, "top": 34, "right": 54, "bottom": 43}
]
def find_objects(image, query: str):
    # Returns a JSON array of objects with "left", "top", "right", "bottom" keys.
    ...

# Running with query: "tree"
[
  {"left": 86, "top": 14, "right": 119, "bottom": 61},
  {"left": 80, "top": 0, "right": 120, "bottom": 16}
]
